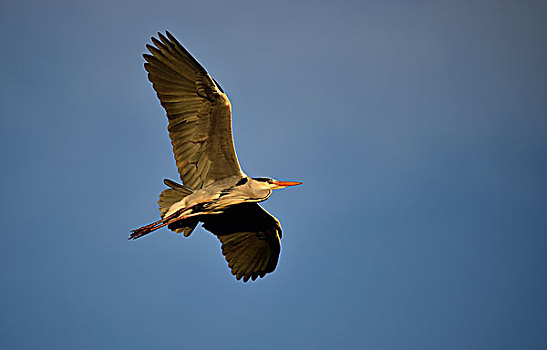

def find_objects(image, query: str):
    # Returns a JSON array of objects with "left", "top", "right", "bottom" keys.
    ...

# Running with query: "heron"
[{"left": 130, "top": 31, "right": 301, "bottom": 282}]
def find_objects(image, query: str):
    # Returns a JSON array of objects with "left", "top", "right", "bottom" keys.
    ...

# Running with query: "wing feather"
[
  {"left": 144, "top": 31, "right": 244, "bottom": 189},
  {"left": 201, "top": 203, "right": 282, "bottom": 282}
]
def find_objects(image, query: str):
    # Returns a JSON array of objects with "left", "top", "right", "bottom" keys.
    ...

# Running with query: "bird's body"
[
  {"left": 163, "top": 176, "right": 270, "bottom": 218},
  {"left": 131, "top": 31, "right": 300, "bottom": 282}
]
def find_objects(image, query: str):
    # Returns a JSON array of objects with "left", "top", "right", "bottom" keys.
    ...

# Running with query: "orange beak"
[{"left": 271, "top": 180, "right": 302, "bottom": 189}]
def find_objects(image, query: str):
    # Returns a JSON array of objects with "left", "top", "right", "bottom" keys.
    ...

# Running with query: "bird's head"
[{"left": 252, "top": 177, "right": 302, "bottom": 190}]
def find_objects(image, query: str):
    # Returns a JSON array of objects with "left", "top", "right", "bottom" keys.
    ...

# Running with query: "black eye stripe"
[{"left": 252, "top": 177, "right": 272, "bottom": 183}]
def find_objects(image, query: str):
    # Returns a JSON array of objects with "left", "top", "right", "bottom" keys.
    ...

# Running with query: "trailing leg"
[{"left": 129, "top": 203, "right": 199, "bottom": 240}]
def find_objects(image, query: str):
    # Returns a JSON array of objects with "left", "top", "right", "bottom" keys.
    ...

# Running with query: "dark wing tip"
[
  {"left": 165, "top": 30, "right": 182, "bottom": 47},
  {"left": 157, "top": 31, "right": 170, "bottom": 45},
  {"left": 142, "top": 53, "right": 154, "bottom": 63},
  {"left": 150, "top": 36, "right": 164, "bottom": 50}
]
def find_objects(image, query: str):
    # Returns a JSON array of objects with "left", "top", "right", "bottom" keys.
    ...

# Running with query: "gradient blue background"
[{"left": 1, "top": 0, "right": 546, "bottom": 349}]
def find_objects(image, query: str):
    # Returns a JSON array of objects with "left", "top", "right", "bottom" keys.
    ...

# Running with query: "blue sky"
[{"left": 1, "top": 0, "right": 546, "bottom": 349}]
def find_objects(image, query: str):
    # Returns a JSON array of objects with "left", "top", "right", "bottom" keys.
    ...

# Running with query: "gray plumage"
[{"left": 131, "top": 31, "right": 301, "bottom": 282}]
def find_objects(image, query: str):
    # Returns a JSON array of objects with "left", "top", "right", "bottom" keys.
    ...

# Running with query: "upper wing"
[
  {"left": 143, "top": 31, "right": 243, "bottom": 189},
  {"left": 201, "top": 203, "right": 282, "bottom": 282}
]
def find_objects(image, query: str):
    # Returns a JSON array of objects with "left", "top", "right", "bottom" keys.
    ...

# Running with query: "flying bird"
[{"left": 130, "top": 31, "right": 301, "bottom": 282}]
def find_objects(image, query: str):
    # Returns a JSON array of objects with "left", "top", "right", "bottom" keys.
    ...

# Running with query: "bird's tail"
[
  {"left": 158, "top": 179, "right": 199, "bottom": 237},
  {"left": 158, "top": 179, "right": 193, "bottom": 216}
]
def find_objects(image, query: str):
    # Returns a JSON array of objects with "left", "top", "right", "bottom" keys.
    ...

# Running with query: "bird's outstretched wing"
[
  {"left": 201, "top": 203, "right": 282, "bottom": 282},
  {"left": 143, "top": 31, "right": 243, "bottom": 190}
]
